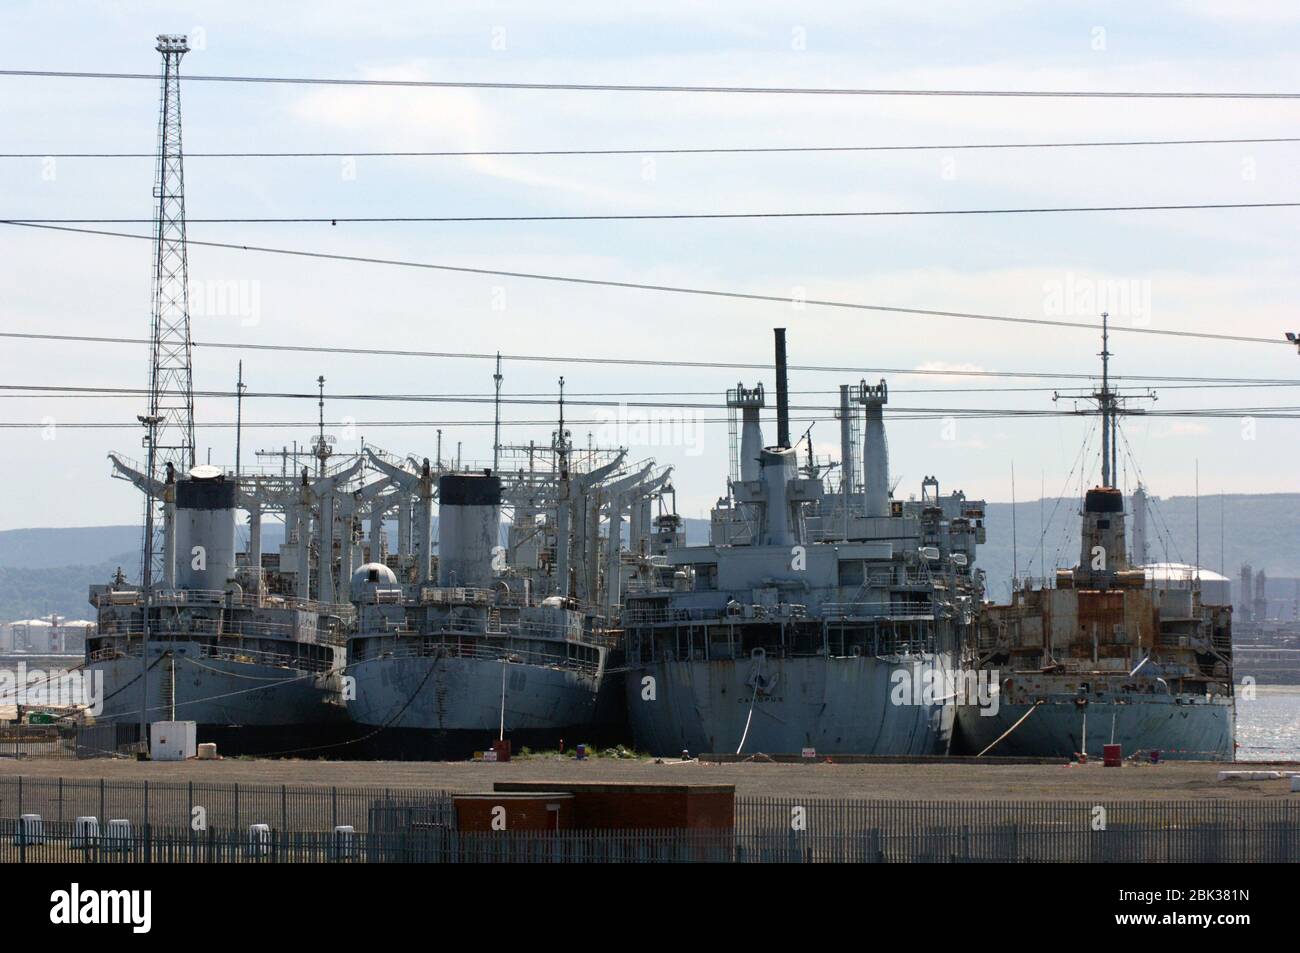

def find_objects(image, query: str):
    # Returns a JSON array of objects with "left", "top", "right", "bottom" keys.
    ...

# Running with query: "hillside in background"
[
  {"left": 0, "top": 558, "right": 132, "bottom": 622},
  {"left": 3, "top": 493, "right": 1297, "bottom": 621},
  {"left": 978, "top": 493, "right": 1300, "bottom": 603},
  {"left": 0, "top": 526, "right": 144, "bottom": 570}
]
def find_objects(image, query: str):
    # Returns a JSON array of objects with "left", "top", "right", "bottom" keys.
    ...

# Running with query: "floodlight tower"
[{"left": 146, "top": 34, "right": 196, "bottom": 480}]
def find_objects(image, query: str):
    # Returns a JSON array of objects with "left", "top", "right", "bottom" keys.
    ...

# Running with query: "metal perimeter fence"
[
  {"left": 0, "top": 777, "right": 1297, "bottom": 862},
  {"left": 0, "top": 776, "right": 453, "bottom": 833}
]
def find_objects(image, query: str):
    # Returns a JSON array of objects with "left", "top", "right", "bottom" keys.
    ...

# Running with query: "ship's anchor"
[
  {"left": 737, "top": 648, "right": 777, "bottom": 755},
  {"left": 746, "top": 647, "right": 779, "bottom": 695}
]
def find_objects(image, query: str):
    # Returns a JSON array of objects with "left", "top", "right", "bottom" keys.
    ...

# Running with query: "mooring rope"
[
  {"left": 976, "top": 700, "right": 1043, "bottom": 757},
  {"left": 736, "top": 686, "right": 759, "bottom": 755}
]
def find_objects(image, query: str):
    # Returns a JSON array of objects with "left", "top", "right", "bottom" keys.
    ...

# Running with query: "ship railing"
[
  {"left": 624, "top": 579, "right": 671, "bottom": 594},
  {"left": 96, "top": 618, "right": 327, "bottom": 643},
  {"left": 139, "top": 588, "right": 355, "bottom": 620},
  {"left": 356, "top": 612, "right": 586, "bottom": 641},
  {"left": 641, "top": 630, "right": 938, "bottom": 664},
  {"left": 86, "top": 641, "right": 334, "bottom": 674},
  {"left": 830, "top": 572, "right": 941, "bottom": 590},
  {"left": 359, "top": 619, "right": 419, "bottom": 636},
  {"left": 624, "top": 602, "right": 939, "bottom": 627},
  {"left": 417, "top": 586, "right": 494, "bottom": 607},
  {"left": 416, "top": 617, "right": 586, "bottom": 642},
  {"left": 519, "top": 618, "right": 587, "bottom": 640},
  {"left": 193, "top": 642, "right": 335, "bottom": 675},
  {"left": 366, "top": 638, "right": 601, "bottom": 676},
  {"left": 231, "top": 592, "right": 355, "bottom": 618},
  {"left": 151, "top": 588, "right": 245, "bottom": 606},
  {"left": 823, "top": 602, "right": 936, "bottom": 620},
  {"left": 624, "top": 604, "right": 813, "bottom": 625},
  {"left": 489, "top": 589, "right": 534, "bottom": 608},
  {"left": 623, "top": 605, "right": 718, "bottom": 626}
]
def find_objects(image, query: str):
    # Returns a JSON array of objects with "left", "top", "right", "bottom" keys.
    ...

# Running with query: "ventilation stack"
[
  {"left": 838, "top": 385, "right": 856, "bottom": 498},
  {"left": 727, "top": 384, "right": 766, "bottom": 483}
]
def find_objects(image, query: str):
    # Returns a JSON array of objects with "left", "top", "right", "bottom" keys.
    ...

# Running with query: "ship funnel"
[
  {"left": 758, "top": 446, "right": 799, "bottom": 546},
  {"left": 856, "top": 380, "right": 890, "bottom": 518},
  {"left": 774, "top": 328, "right": 790, "bottom": 449},
  {"left": 437, "top": 471, "right": 503, "bottom": 589},
  {"left": 175, "top": 464, "right": 238, "bottom": 590},
  {"left": 1080, "top": 486, "right": 1128, "bottom": 575}
]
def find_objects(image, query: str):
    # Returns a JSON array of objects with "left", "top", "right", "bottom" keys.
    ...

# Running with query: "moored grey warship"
[
  {"left": 87, "top": 459, "right": 353, "bottom": 754},
  {"left": 345, "top": 437, "right": 673, "bottom": 759},
  {"left": 622, "top": 329, "right": 986, "bottom": 757}
]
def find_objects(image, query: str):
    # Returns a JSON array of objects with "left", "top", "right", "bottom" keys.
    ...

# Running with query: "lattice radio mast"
[{"left": 146, "top": 34, "right": 196, "bottom": 478}]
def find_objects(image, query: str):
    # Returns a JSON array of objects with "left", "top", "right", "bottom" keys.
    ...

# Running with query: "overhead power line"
[
  {"left": 7, "top": 408, "right": 1300, "bottom": 430},
  {"left": 5, "top": 331, "right": 1298, "bottom": 383},
  {"left": 4, "top": 380, "right": 1297, "bottom": 401},
  {"left": 0, "top": 386, "right": 1171, "bottom": 414},
  {"left": 5, "top": 69, "right": 1300, "bottom": 99},
  {"left": 0, "top": 416, "right": 1044, "bottom": 429},
  {"left": 12, "top": 201, "right": 1300, "bottom": 223},
  {"left": 6, "top": 135, "right": 1299, "bottom": 159},
  {"left": 0, "top": 221, "right": 1288, "bottom": 347}
]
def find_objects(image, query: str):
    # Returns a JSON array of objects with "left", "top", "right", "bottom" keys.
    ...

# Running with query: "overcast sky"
[{"left": 2, "top": 1, "right": 1299, "bottom": 529}]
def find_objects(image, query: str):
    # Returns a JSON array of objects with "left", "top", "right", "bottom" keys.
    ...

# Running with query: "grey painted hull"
[
  {"left": 955, "top": 697, "right": 1236, "bottom": 761},
  {"left": 90, "top": 643, "right": 348, "bottom": 752},
  {"left": 346, "top": 656, "right": 611, "bottom": 758},
  {"left": 625, "top": 654, "right": 957, "bottom": 757}
]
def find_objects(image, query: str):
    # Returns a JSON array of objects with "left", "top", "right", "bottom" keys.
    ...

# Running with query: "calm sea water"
[{"left": 1236, "top": 685, "right": 1300, "bottom": 761}]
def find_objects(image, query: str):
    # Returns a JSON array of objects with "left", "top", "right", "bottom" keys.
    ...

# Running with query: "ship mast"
[
  {"left": 1051, "top": 316, "right": 1156, "bottom": 580},
  {"left": 1099, "top": 312, "right": 1113, "bottom": 488},
  {"left": 1054, "top": 314, "right": 1155, "bottom": 493},
  {"left": 554, "top": 376, "right": 569, "bottom": 473},
  {"left": 492, "top": 352, "right": 503, "bottom": 472}
]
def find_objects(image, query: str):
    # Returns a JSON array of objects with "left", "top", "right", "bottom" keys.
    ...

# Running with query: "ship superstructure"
[
  {"left": 87, "top": 456, "right": 359, "bottom": 753},
  {"left": 623, "top": 330, "right": 986, "bottom": 757},
  {"left": 957, "top": 317, "right": 1235, "bottom": 760}
]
